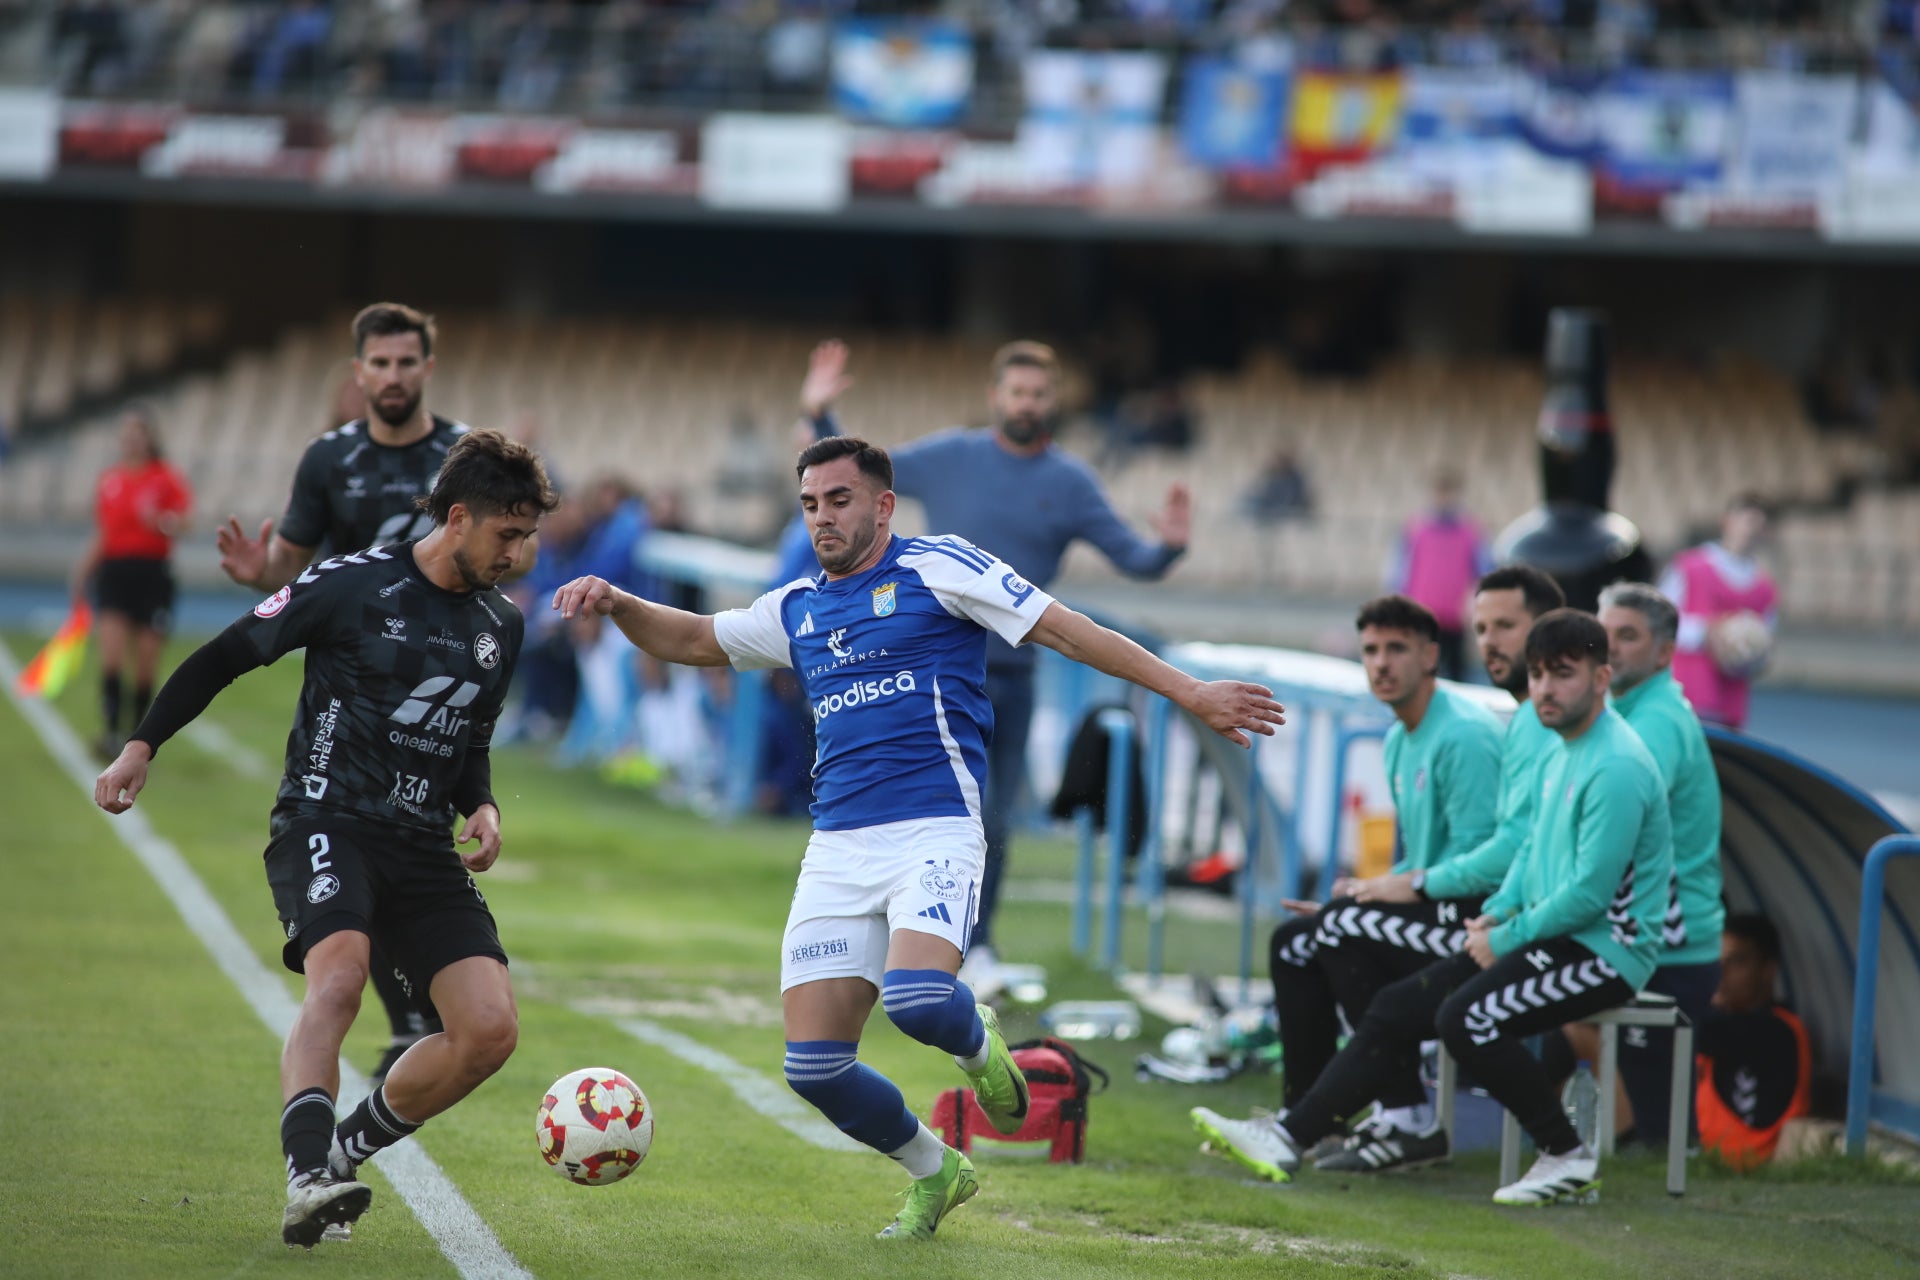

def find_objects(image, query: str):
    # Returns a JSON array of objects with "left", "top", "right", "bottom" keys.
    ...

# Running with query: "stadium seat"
[{"left": 1434, "top": 992, "right": 1693, "bottom": 1198}]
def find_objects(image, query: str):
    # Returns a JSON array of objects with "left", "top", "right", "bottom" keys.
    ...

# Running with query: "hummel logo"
[
  {"left": 916, "top": 902, "right": 953, "bottom": 924},
  {"left": 1525, "top": 948, "right": 1554, "bottom": 972},
  {"left": 795, "top": 612, "right": 815, "bottom": 636}
]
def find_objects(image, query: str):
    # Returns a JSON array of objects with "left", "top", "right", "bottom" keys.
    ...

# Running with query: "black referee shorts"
[
  {"left": 265, "top": 812, "right": 507, "bottom": 1000},
  {"left": 95, "top": 556, "right": 175, "bottom": 631}
]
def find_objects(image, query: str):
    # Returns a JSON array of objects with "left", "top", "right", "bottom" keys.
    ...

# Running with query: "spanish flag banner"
[
  {"left": 15, "top": 602, "right": 91, "bottom": 699},
  {"left": 1287, "top": 70, "right": 1404, "bottom": 178}
]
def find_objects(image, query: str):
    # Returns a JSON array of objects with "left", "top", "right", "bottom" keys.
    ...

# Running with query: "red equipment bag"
[{"left": 928, "top": 1036, "right": 1109, "bottom": 1163}]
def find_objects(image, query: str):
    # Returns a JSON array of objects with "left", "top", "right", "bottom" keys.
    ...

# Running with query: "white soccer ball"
[
  {"left": 536, "top": 1067, "right": 654, "bottom": 1186},
  {"left": 1709, "top": 610, "right": 1772, "bottom": 677}
]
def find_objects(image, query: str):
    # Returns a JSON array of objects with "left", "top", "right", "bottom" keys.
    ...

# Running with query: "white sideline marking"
[
  {"left": 182, "top": 718, "right": 271, "bottom": 780},
  {"left": 0, "top": 641, "right": 533, "bottom": 1280},
  {"left": 585, "top": 1006, "right": 863, "bottom": 1153}
]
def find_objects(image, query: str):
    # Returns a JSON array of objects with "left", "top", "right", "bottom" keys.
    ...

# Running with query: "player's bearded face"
[
  {"left": 452, "top": 511, "right": 527, "bottom": 588},
  {"left": 992, "top": 368, "right": 1057, "bottom": 446},
  {"left": 355, "top": 333, "right": 431, "bottom": 428},
  {"left": 1472, "top": 590, "right": 1533, "bottom": 696},
  {"left": 1530, "top": 658, "right": 1605, "bottom": 728}
]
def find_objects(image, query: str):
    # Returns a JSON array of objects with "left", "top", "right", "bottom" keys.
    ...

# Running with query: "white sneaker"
[
  {"left": 282, "top": 1171, "right": 372, "bottom": 1249},
  {"left": 1492, "top": 1147, "right": 1600, "bottom": 1206},
  {"left": 958, "top": 944, "right": 1006, "bottom": 1003},
  {"left": 1190, "top": 1107, "right": 1301, "bottom": 1183}
]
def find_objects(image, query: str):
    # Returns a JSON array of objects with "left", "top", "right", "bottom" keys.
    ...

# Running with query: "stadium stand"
[
  {"left": 4, "top": 304, "right": 1908, "bottom": 627},
  {"left": 0, "top": 291, "right": 224, "bottom": 430}
]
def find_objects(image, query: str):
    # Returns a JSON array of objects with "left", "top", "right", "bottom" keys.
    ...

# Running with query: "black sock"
[
  {"left": 132, "top": 683, "right": 153, "bottom": 728},
  {"left": 102, "top": 673, "right": 123, "bottom": 736},
  {"left": 281, "top": 1088, "right": 337, "bottom": 1186},
  {"left": 336, "top": 1086, "right": 422, "bottom": 1168}
]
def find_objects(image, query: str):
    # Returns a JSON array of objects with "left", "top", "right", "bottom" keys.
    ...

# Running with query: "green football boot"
[
  {"left": 877, "top": 1146, "right": 978, "bottom": 1240},
  {"left": 963, "top": 1005, "right": 1030, "bottom": 1135}
]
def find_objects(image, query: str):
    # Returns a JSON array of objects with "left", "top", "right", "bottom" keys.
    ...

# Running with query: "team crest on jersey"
[
  {"left": 475, "top": 632, "right": 500, "bottom": 669},
  {"left": 254, "top": 586, "right": 292, "bottom": 618},
  {"left": 872, "top": 582, "right": 897, "bottom": 617},
  {"left": 306, "top": 873, "right": 341, "bottom": 904}
]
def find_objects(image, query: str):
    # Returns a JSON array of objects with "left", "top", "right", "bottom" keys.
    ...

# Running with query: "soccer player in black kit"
[
  {"left": 218, "top": 302, "right": 478, "bottom": 1081},
  {"left": 97, "top": 430, "right": 558, "bottom": 1248}
]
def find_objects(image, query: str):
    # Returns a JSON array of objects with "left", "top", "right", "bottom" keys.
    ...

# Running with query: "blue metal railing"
[{"left": 1847, "top": 835, "right": 1920, "bottom": 1156}]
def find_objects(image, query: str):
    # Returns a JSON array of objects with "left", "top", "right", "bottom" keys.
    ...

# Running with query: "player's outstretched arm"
[
  {"left": 1024, "top": 602, "right": 1284, "bottom": 748},
  {"left": 216, "top": 516, "right": 316, "bottom": 592},
  {"left": 551, "top": 575, "right": 731, "bottom": 667}
]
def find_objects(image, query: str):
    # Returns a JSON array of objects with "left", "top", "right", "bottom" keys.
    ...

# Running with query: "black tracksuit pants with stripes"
[
  {"left": 1270, "top": 902, "right": 1440, "bottom": 1112},
  {"left": 1283, "top": 937, "right": 1635, "bottom": 1156}
]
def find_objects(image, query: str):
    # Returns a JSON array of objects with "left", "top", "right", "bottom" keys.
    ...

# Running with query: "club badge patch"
[
  {"left": 254, "top": 586, "right": 292, "bottom": 618},
  {"left": 475, "top": 633, "right": 499, "bottom": 669},
  {"left": 306, "top": 873, "right": 341, "bottom": 904},
  {"left": 872, "top": 582, "right": 897, "bottom": 618}
]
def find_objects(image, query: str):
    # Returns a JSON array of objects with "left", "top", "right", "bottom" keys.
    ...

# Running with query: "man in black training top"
[
  {"left": 217, "top": 301, "right": 475, "bottom": 1081},
  {"left": 98, "top": 430, "right": 557, "bottom": 1248}
]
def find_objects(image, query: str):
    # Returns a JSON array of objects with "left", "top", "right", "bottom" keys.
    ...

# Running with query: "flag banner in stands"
[
  {"left": 1857, "top": 80, "right": 1920, "bottom": 178},
  {"left": 832, "top": 20, "right": 974, "bottom": 129},
  {"left": 140, "top": 112, "right": 327, "bottom": 180},
  {"left": 322, "top": 108, "right": 456, "bottom": 188},
  {"left": 1286, "top": 70, "right": 1404, "bottom": 179},
  {"left": 1593, "top": 70, "right": 1734, "bottom": 192},
  {"left": 1392, "top": 66, "right": 1528, "bottom": 183},
  {"left": 1728, "top": 71, "right": 1856, "bottom": 196},
  {"left": 58, "top": 101, "right": 180, "bottom": 169},
  {"left": 0, "top": 89, "right": 58, "bottom": 179},
  {"left": 1517, "top": 72, "right": 1604, "bottom": 164},
  {"left": 1177, "top": 57, "right": 1289, "bottom": 171},
  {"left": 700, "top": 113, "right": 851, "bottom": 211},
  {"left": 1020, "top": 51, "right": 1169, "bottom": 188}
]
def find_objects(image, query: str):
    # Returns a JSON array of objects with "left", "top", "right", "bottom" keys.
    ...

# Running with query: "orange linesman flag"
[{"left": 15, "top": 602, "right": 92, "bottom": 698}]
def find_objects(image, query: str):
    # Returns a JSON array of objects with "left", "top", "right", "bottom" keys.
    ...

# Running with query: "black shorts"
[
  {"left": 95, "top": 557, "right": 175, "bottom": 631},
  {"left": 265, "top": 812, "right": 506, "bottom": 1000}
]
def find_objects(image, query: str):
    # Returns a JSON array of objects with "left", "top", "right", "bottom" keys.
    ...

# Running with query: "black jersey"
[
  {"left": 229, "top": 542, "right": 523, "bottom": 836},
  {"left": 278, "top": 415, "right": 470, "bottom": 556}
]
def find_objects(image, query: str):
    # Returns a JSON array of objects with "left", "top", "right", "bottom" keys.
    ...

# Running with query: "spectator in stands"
[
  {"left": 1387, "top": 471, "right": 1495, "bottom": 683},
  {"left": 1697, "top": 913, "right": 1812, "bottom": 1169},
  {"left": 507, "top": 494, "right": 589, "bottom": 743},
  {"left": 250, "top": 0, "right": 332, "bottom": 97},
  {"left": 1543, "top": 582, "right": 1721, "bottom": 1148},
  {"left": 1193, "top": 610, "right": 1673, "bottom": 1206},
  {"left": 1242, "top": 448, "right": 1313, "bottom": 523},
  {"left": 798, "top": 337, "right": 1189, "bottom": 999},
  {"left": 1199, "top": 594, "right": 1503, "bottom": 1177},
  {"left": 1659, "top": 493, "right": 1778, "bottom": 731},
  {"left": 70, "top": 406, "right": 193, "bottom": 759}
]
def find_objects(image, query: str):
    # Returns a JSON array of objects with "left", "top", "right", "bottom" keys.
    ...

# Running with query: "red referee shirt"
[{"left": 96, "top": 461, "right": 193, "bottom": 560}]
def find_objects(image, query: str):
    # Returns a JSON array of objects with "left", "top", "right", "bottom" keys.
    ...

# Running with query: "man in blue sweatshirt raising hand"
[{"left": 1198, "top": 609, "right": 1671, "bottom": 1207}]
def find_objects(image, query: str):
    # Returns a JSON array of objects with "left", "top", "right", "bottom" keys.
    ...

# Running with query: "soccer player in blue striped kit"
[{"left": 553, "top": 436, "right": 1284, "bottom": 1238}]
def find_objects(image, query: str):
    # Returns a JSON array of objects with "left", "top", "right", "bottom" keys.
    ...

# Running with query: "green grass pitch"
[{"left": 2, "top": 630, "right": 1916, "bottom": 1279}]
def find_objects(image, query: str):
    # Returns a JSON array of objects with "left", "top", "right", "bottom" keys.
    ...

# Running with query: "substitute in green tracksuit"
[
  {"left": 1593, "top": 581, "right": 1723, "bottom": 1144},
  {"left": 1232, "top": 610, "right": 1671, "bottom": 1206},
  {"left": 1265, "top": 595, "right": 1503, "bottom": 1143}
]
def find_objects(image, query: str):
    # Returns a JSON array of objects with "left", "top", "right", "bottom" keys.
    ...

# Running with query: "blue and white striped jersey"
[{"left": 714, "top": 534, "right": 1055, "bottom": 832}]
